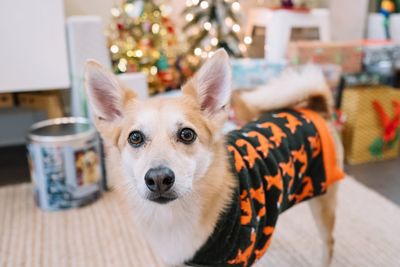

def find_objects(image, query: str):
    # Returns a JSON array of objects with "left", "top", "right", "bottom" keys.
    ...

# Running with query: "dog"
[
  {"left": 75, "top": 150, "right": 100, "bottom": 185},
  {"left": 84, "top": 49, "right": 344, "bottom": 267}
]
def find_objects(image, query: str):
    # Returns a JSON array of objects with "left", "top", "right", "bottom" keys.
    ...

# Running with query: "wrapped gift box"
[
  {"left": 341, "top": 86, "right": 400, "bottom": 165},
  {"left": 341, "top": 72, "right": 390, "bottom": 87},
  {"left": 18, "top": 91, "right": 64, "bottom": 119},
  {"left": 363, "top": 41, "right": 400, "bottom": 86},
  {"left": 288, "top": 41, "right": 363, "bottom": 74},
  {"left": 231, "top": 59, "right": 286, "bottom": 90},
  {"left": 337, "top": 72, "right": 396, "bottom": 107}
]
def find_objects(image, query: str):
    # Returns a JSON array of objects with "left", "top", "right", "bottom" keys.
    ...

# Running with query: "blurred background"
[{"left": 0, "top": 0, "right": 400, "bottom": 266}]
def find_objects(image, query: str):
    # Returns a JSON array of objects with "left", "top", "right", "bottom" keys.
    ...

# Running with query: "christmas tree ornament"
[{"left": 107, "top": 0, "right": 183, "bottom": 95}]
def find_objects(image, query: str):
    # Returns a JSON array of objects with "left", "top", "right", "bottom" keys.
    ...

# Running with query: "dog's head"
[{"left": 85, "top": 49, "right": 231, "bottom": 205}]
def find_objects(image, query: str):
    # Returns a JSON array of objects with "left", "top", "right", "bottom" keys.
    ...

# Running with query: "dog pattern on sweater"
[{"left": 187, "top": 109, "right": 344, "bottom": 267}]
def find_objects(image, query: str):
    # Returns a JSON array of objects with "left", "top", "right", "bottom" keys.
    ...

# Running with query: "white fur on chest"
[{"left": 133, "top": 195, "right": 210, "bottom": 266}]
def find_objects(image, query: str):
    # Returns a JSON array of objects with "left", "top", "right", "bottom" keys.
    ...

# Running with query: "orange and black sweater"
[{"left": 187, "top": 109, "right": 344, "bottom": 267}]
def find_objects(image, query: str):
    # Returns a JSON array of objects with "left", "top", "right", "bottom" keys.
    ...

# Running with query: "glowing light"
[
  {"left": 127, "top": 50, "right": 134, "bottom": 57},
  {"left": 208, "top": 51, "right": 215, "bottom": 58},
  {"left": 232, "top": 2, "right": 241, "bottom": 11},
  {"left": 110, "top": 45, "right": 119, "bottom": 54},
  {"left": 152, "top": 23, "right": 160, "bottom": 34},
  {"left": 194, "top": 47, "right": 202, "bottom": 56},
  {"left": 118, "top": 59, "right": 127, "bottom": 72},
  {"left": 150, "top": 66, "right": 158, "bottom": 75},
  {"left": 185, "top": 13, "right": 194, "bottom": 22},
  {"left": 211, "top": 37, "right": 219, "bottom": 46},
  {"left": 244, "top": 36, "right": 253, "bottom": 45},
  {"left": 124, "top": 3, "right": 134, "bottom": 13},
  {"left": 135, "top": 49, "right": 144, "bottom": 57},
  {"left": 203, "top": 22, "right": 212, "bottom": 31},
  {"left": 118, "top": 65, "right": 127, "bottom": 72},
  {"left": 200, "top": 1, "right": 209, "bottom": 9},
  {"left": 232, "top": 24, "right": 241, "bottom": 33},
  {"left": 110, "top": 8, "right": 121, "bottom": 17},
  {"left": 192, "top": 0, "right": 200, "bottom": 5}
]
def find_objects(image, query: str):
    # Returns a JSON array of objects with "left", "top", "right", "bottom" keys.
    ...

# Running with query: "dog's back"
[
  {"left": 187, "top": 108, "right": 344, "bottom": 266},
  {"left": 224, "top": 65, "right": 345, "bottom": 267}
]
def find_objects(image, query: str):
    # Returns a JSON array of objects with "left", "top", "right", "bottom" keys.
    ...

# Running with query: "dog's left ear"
[{"left": 183, "top": 49, "right": 231, "bottom": 117}]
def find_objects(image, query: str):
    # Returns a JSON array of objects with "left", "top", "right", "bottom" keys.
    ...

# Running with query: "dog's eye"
[
  {"left": 128, "top": 131, "right": 145, "bottom": 147},
  {"left": 178, "top": 128, "right": 197, "bottom": 144}
]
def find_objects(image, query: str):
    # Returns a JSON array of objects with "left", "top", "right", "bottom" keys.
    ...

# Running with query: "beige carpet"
[{"left": 1, "top": 178, "right": 399, "bottom": 267}]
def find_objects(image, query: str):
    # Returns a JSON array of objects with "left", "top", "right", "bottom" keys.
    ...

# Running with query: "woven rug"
[{"left": 0, "top": 178, "right": 399, "bottom": 267}]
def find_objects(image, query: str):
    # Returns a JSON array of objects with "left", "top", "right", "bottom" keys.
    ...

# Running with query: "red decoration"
[
  {"left": 372, "top": 100, "right": 400, "bottom": 142},
  {"left": 117, "top": 23, "right": 124, "bottom": 30}
]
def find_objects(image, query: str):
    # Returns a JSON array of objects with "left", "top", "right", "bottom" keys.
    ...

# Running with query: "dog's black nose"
[{"left": 145, "top": 167, "right": 175, "bottom": 193}]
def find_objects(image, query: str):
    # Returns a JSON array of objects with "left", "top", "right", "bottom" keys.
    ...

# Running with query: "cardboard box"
[
  {"left": 288, "top": 41, "right": 363, "bottom": 74},
  {"left": 18, "top": 91, "right": 64, "bottom": 119},
  {"left": 0, "top": 93, "right": 14, "bottom": 108}
]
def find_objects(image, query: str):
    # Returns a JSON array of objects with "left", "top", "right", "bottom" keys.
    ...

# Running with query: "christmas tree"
[
  {"left": 182, "top": 0, "right": 245, "bottom": 62},
  {"left": 107, "top": 0, "right": 182, "bottom": 94}
]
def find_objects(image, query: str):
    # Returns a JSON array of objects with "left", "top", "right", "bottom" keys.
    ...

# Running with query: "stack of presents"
[{"left": 232, "top": 40, "right": 400, "bottom": 165}]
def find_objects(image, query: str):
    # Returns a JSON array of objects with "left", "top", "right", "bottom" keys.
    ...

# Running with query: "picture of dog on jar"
[{"left": 75, "top": 148, "right": 101, "bottom": 186}]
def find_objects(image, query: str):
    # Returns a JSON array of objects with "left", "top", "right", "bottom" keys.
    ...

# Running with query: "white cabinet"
[{"left": 0, "top": 0, "right": 70, "bottom": 92}]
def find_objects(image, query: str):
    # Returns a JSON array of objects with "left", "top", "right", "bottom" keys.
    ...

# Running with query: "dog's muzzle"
[{"left": 144, "top": 166, "right": 177, "bottom": 204}]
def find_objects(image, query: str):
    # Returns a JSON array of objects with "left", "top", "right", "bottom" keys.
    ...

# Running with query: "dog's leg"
[
  {"left": 309, "top": 122, "right": 343, "bottom": 266},
  {"left": 309, "top": 183, "right": 338, "bottom": 267}
]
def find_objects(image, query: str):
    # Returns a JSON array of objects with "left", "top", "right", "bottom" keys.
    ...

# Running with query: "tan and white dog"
[{"left": 85, "top": 49, "right": 343, "bottom": 267}]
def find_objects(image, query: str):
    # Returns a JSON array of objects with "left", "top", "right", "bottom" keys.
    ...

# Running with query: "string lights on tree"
[
  {"left": 182, "top": 0, "right": 247, "bottom": 61},
  {"left": 107, "top": 0, "right": 183, "bottom": 94}
]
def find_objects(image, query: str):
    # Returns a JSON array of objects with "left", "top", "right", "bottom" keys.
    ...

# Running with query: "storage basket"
[{"left": 341, "top": 86, "right": 400, "bottom": 164}]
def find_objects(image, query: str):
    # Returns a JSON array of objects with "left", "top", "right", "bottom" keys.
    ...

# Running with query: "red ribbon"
[{"left": 372, "top": 100, "right": 400, "bottom": 142}]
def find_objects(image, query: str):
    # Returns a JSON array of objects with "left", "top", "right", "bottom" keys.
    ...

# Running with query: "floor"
[
  {"left": 1, "top": 145, "right": 400, "bottom": 205},
  {"left": 346, "top": 159, "right": 400, "bottom": 205}
]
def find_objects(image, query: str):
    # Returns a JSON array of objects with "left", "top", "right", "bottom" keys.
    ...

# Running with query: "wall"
[
  {"left": 65, "top": 0, "right": 117, "bottom": 27},
  {"left": 329, "top": 0, "right": 369, "bottom": 41}
]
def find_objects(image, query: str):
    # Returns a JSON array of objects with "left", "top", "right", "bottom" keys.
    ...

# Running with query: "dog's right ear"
[{"left": 85, "top": 60, "right": 125, "bottom": 122}]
